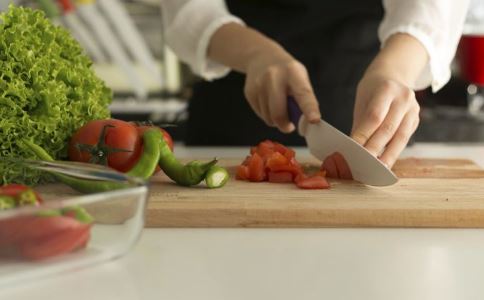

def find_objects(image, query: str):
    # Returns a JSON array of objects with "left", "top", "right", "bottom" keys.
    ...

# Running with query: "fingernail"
[
  {"left": 379, "top": 158, "right": 390, "bottom": 169},
  {"left": 308, "top": 112, "right": 320, "bottom": 122},
  {"left": 280, "top": 123, "right": 295, "bottom": 133}
]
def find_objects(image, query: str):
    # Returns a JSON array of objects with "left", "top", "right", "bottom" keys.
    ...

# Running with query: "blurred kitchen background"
[{"left": 2, "top": 0, "right": 484, "bottom": 144}]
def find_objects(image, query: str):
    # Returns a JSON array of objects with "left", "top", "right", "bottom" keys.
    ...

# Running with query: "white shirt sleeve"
[
  {"left": 160, "top": 0, "right": 244, "bottom": 81},
  {"left": 378, "top": 0, "right": 470, "bottom": 92}
]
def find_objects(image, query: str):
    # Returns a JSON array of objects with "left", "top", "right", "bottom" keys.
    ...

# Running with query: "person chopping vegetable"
[{"left": 160, "top": 0, "right": 469, "bottom": 167}]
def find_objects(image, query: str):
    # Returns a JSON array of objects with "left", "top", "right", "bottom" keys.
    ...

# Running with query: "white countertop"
[{"left": 2, "top": 143, "right": 484, "bottom": 300}]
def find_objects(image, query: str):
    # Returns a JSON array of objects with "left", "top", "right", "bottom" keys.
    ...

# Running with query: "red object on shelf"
[
  {"left": 57, "top": 0, "right": 75, "bottom": 13},
  {"left": 458, "top": 34, "right": 484, "bottom": 86}
]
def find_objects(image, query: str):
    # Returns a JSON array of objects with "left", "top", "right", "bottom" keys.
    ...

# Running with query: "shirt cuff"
[
  {"left": 163, "top": 0, "right": 245, "bottom": 81},
  {"left": 195, "top": 16, "right": 245, "bottom": 81},
  {"left": 379, "top": 26, "right": 450, "bottom": 93}
]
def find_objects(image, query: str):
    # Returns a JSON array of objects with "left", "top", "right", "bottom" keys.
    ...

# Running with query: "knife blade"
[{"left": 287, "top": 97, "right": 398, "bottom": 186}]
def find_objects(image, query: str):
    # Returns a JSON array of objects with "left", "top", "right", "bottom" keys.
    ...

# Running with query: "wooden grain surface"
[{"left": 145, "top": 158, "right": 484, "bottom": 228}]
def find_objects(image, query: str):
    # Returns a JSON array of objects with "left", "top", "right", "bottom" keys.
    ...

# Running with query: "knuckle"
[
  {"left": 379, "top": 80, "right": 396, "bottom": 94},
  {"left": 285, "top": 60, "right": 301, "bottom": 69},
  {"left": 367, "top": 109, "right": 385, "bottom": 124},
  {"left": 401, "top": 88, "right": 414, "bottom": 100},
  {"left": 380, "top": 122, "right": 396, "bottom": 136},
  {"left": 293, "top": 86, "right": 314, "bottom": 98},
  {"left": 365, "top": 144, "right": 381, "bottom": 157},
  {"left": 264, "top": 66, "right": 279, "bottom": 81},
  {"left": 352, "top": 131, "right": 371, "bottom": 144},
  {"left": 286, "top": 60, "right": 306, "bottom": 73},
  {"left": 395, "top": 128, "right": 411, "bottom": 142}
]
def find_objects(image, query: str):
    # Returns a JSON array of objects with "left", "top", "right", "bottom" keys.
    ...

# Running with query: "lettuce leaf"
[{"left": 0, "top": 5, "right": 112, "bottom": 185}]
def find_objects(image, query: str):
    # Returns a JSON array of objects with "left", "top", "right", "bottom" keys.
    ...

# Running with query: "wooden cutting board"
[{"left": 146, "top": 158, "right": 484, "bottom": 228}]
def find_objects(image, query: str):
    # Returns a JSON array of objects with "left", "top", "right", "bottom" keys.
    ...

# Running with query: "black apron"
[{"left": 185, "top": 0, "right": 383, "bottom": 146}]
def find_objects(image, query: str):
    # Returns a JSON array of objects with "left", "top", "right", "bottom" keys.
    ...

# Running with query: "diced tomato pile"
[{"left": 236, "top": 140, "right": 330, "bottom": 189}]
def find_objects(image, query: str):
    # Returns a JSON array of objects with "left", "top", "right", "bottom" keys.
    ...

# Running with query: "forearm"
[
  {"left": 207, "top": 22, "right": 292, "bottom": 73},
  {"left": 365, "top": 33, "right": 428, "bottom": 88}
]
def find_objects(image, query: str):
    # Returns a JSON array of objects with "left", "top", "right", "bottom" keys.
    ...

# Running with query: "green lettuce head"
[{"left": 0, "top": 5, "right": 112, "bottom": 185}]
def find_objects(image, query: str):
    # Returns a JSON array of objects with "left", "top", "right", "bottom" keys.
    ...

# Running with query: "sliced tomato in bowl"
[{"left": 17, "top": 223, "right": 91, "bottom": 260}]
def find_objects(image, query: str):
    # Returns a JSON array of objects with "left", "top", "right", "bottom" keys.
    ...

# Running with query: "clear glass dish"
[{"left": 0, "top": 160, "right": 149, "bottom": 287}]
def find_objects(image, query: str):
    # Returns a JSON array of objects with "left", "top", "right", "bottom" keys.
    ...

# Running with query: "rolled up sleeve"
[
  {"left": 160, "top": 0, "right": 244, "bottom": 80},
  {"left": 378, "top": 0, "right": 470, "bottom": 92}
]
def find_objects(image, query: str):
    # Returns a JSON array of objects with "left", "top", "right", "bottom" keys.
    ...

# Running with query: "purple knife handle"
[{"left": 287, "top": 96, "right": 302, "bottom": 128}]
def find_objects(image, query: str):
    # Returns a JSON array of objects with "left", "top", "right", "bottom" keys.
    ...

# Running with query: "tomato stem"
[{"left": 74, "top": 124, "right": 133, "bottom": 166}]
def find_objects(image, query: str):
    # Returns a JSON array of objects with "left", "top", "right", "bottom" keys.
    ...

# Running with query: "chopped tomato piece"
[
  {"left": 283, "top": 148, "right": 296, "bottom": 160},
  {"left": 315, "top": 170, "right": 327, "bottom": 177},
  {"left": 322, "top": 154, "right": 338, "bottom": 178},
  {"left": 268, "top": 171, "right": 293, "bottom": 183},
  {"left": 248, "top": 153, "right": 265, "bottom": 182},
  {"left": 250, "top": 147, "right": 257, "bottom": 155},
  {"left": 294, "top": 172, "right": 307, "bottom": 184},
  {"left": 272, "top": 142, "right": 296, "bottom": 159},
  {"left": 269, "top": 162, "right": 302, "bottom": 177},
  {"left": 272, "top": 142, "right": 286, "bottom": 153},
  {"left": 266, "top": 152, "right": 289, "bottom": 170},
  {"left": 236, "top": 165, "right": 250, "bottom": 180},
  {"left": 241, "top": 155, "right": 251, "bottom": 166},
  {"left": 255, "top": 140, "right": 275, "bottom": 158},
  {"left": 332, "top": 152, "right": 353, "bottom": 180},
  {"left": 296, "top": 176, "right": 330, "bottom": 189}
]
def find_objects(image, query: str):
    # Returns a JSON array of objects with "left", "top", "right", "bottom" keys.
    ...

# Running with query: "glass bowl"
[{"left": 0, "top": 160, "right": 149, "bottom": 287}]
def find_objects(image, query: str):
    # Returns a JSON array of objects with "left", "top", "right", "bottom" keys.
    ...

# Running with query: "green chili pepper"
[
  {"left": 61, "top": 206, "right": 94, "bottom": 223},
  {"left": 17, "top": 188, "right": 39, "bottom": 206},
  {"left": 21, "top": 128, "right": 162, "bottom": 194},
  {"left": 158, "top": 138, "right": 217, "bottom": 186},
  {"left": 36, "top": 209, "right": 62, "bottom": 217},
  {"left": 205, "top": 166, "right": 229, "bottom": 188},
  {"left": 0, "top": 195, "right": 16, "bottom": 210}
]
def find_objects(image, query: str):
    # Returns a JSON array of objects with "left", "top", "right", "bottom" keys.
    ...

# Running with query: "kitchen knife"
[{"left": 287, "top": 97, "right": 398, "bottom": 186}]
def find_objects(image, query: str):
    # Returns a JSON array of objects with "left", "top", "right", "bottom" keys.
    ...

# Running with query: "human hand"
[
  {"left": 351, "top": 73, "right": 420, "bottom": 167},
  {"left": 244, "top": 52, "right": 321, "bottom": 133}
]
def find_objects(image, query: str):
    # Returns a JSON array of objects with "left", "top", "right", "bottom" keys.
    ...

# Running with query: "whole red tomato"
[
  {"left": 136, "top": 125, "right": 174, "bottom": 151},
  {"left": 68, "top": 119, "right": 142, "bottom": 173}
]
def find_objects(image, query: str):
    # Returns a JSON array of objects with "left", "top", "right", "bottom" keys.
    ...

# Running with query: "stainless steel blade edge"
[{"left": 299, "top": 117, "right": 398, "bottom": 186}]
